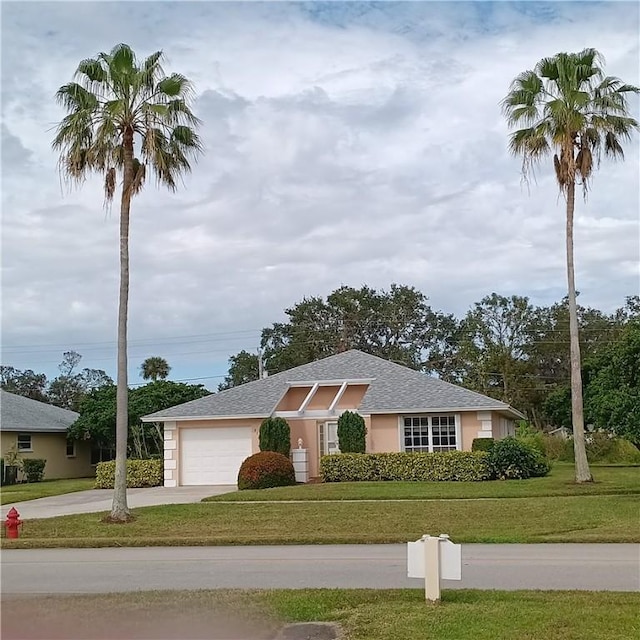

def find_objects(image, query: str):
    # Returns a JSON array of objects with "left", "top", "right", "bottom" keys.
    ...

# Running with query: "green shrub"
[
  {"left": 320, "top": 451, "right": 491, "bottom": 482},
  {"left": 598, "top": 437, "right": 640, "bottom": 464},
  {"left": 95, "top": 459, "right": 163, "bottom": 488},
  {"left": 544, "top": 433, "right": 640, "bottom": 464},
  {"left": 259, "top": 417, "right": 291, "bottom": 457},
  {"left": 472, "top": 438, "right": 495, "bottom": 452},
  {"left": 337, "top": 411, "right": 367, "bottom": 453},
  {"left": 237, "top": 451, "right": 296, "bottom": 490},
  {"left": 21, "top": 459, "right": 46, "bottom": 483},
  {"left": 487, "top": 437, "right": 550, "bottom": 480},
  {"left": 515, "top": 422, "right": 546, "bottom": 455},
  {"left": 0, "top": 458, "right": 4, "bottom": 486},
  {"left": 541, "top": 435, "right": 572, "bottom": 461}
]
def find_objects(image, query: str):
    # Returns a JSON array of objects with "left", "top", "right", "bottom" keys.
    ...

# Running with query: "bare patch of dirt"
[{"left": 1, "top": 592, "right": 279, "bottom": 640}]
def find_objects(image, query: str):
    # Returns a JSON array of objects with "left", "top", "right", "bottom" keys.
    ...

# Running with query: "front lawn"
[
  {"left": 265, "top": 589, "right": 640, "bottom": 640},
  {"left": 0, "top": 478, "right": 95, "bottom": 505},
  {"left": 3, "top": 494, "right": 637, "bottom": 547},
  {"left": 206, "top": 463, "right": 640, "bottom": 502},
  {"left": 2, "top": 589, "right": 638, "bottom": 640}
]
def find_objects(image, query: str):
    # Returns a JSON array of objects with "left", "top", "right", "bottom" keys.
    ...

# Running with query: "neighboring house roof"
[
  {"left": 143, "top": 349, "right": 524, "bottom": 421},
  {"left": 0, "top": 390, "right": 79, "bottom": 433}
]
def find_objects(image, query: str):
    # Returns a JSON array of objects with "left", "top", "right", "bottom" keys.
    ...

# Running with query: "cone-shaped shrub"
[
  {"left": 259, "top": 417, "right": 291, "bottom": 456},
  {"left": 337, "top": 411, "right": 366, "bottom": 453}
]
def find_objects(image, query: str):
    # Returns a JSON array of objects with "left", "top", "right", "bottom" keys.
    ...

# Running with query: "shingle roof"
[
  {"left": 142, "top": 350, "right": 522, "bottom": 420},
  {"left": 0, "top": 390, "right": 79, "bottom": 432}
]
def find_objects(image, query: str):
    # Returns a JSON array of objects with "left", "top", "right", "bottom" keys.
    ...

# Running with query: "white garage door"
[{"left": 180, "top": 427, "right": 252, "bottom": 485}]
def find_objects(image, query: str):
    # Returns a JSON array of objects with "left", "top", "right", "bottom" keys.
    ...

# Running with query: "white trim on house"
[
  {"left": 274, "top": 409, "right": 371, "bottom": 420},
  {"left": 377, "top": 405, "right": 524, "bottom": 420},
  {"left": 298, "top": 382, "right": 320, "bottom": 414},
  {"left": 397, "top": 414, "right": 462, "bottom": 453},
  {"left": 142, "top": 414, "right": 268, "bottom": 423},
  {"left": 285, "top": 378, "right": 374, "bottom": 387},
  {"left": 328, "top": 381, "right": 349, "bottom": 412}
]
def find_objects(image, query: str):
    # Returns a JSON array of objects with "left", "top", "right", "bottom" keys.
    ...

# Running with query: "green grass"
[
  {"left": 0, "top": 478, "right": 95, "bottom": 505},
  {"left": 206, "top": 463, "right": 640, "bottom": 502},
  {"left": 3, "top": 494, "right": 638, "bottom": 547},
  {"left": 2, "top": 590, "right": 639, "bottom": 640},
  {"left": 263, "top": 589, "right": 640, "bottom": 640}
]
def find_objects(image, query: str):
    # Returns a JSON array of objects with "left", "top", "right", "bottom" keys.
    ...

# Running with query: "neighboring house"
[
  {"left": 0, "top": 390, "right": 94, "bottom": 480},
  {"left": 143, "top": 350, "right": 523, "bottom": 487}
]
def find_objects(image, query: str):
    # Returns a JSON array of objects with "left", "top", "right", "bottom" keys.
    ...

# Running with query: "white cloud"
[{"left": 1, "top": 1, "right": 638, "bottom": 384}]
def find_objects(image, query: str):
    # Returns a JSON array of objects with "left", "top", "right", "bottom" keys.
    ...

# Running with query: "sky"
[{"left": 1, "top": 0, "right": 639, "bottom": 390}]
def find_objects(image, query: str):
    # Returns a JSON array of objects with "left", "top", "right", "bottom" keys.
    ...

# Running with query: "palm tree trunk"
[
  {"left": 110, "top": 127, "right": 134, "bottom": 521},
  {"left": 566, "top": 179, "right": 593, "bottom": 483}
]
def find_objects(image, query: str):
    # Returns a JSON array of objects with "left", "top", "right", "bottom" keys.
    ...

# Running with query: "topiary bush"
[
  {"left": 472, "top": 438, "right": 495, "bottom": 453},
  {"left": 320, "top": 451, "right": 491, "bottom": 482},
  {"left": 22, "top": 459, "right": 46, "bottom": 483},
  {"left": 337, "top": 411, "right": 367, "bottom": 453},
  {"left": 95, "top": 459, "right": 163, "bottom": 488},
  {"left": 487, "top": 437, "right": 550, "bottom": 480},
  {"left": 237, "top": 451, "right": 296, "bottom": 490},
  {"left": 259, "top": 417, "right": 291, "bottom": 457}
]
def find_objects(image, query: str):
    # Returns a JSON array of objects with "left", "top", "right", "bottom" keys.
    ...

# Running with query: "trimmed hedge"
[
  {"left": 472, "top": 438, "right": 495, "bottom": 453},
  {"left": 238, "top": 451, "right": 296, "bottom": 490},
  {"left": 487, "top": 437, "right": 550, "bottom": 480},
  {"left": 22, "top": 458, "right": 46, "bottom": 483},
  {"left": 95, "top": 459, "right": 163, "bottom": 488},
  {"left": 320, "top": 451, "right": 491, "bottom": 482}
]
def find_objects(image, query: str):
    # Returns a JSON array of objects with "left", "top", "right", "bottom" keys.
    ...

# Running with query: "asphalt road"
[{"left": 2, "top": 544, "right": 638, "bottom": 593}]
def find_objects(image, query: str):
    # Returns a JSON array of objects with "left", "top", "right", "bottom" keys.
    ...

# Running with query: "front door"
[{"left": 321, "top": 421, "right": 340, "bottom": 455}]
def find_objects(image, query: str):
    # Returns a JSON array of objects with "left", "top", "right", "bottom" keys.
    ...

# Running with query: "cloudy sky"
[{"left": 1, "top": 0, "right": 639, "bottom": 389}]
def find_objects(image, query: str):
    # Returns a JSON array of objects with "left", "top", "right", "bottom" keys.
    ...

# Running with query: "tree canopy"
[
  {"left": 68, "top": 380, "right": 210, "bottom": 457},
  {"left": 222, "top": 286, "right": 636, "bottom": 438},
  {"left": 1, "top": 351, "right": 112, "bottom": 411}
]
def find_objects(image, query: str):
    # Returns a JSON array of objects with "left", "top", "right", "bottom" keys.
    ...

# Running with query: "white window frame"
[
  {"left": 318, "top": 420, "right": 341, "bottom": 456},
  {"left": 398, "top": 415, "right": 461, "bottom": 453},
  {"left": 66, "top": 441, "right": 76, "bottom": 458},
  {"left": 17, "top": 433, "right": 32, "bottom": 452}
]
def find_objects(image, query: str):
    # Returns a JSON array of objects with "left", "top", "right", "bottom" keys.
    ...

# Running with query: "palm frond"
[
  {"left": 604, "top": 132, "right": 625, "bottom": 159},
  {"left": 104, "top": 167, "right": 117, "bottom": 203},
  {"left": 56, "top": 83, "right": 99, "bottom": 112},
  {"left": 131, "top": 158, "right": 146, "bottom": 195},
  {"left": 156, "top": 73, "right": 193, "bottom": 98}
]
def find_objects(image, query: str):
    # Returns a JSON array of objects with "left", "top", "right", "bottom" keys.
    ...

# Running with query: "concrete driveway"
[{"left": 2, "top": 486, "right": 236, "bottom": 520}]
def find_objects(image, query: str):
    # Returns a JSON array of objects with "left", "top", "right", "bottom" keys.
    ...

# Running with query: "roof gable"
[
  {"left": 0, "top": 390, "right": 79, "bottom": 432},
  {"left": 142, "top": 350, "right": 521, "bottom": 421}
]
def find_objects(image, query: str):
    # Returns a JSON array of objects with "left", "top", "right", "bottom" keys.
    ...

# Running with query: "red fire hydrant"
[{"left": 5, "top": 507, "right": 22, "bottom": 539}]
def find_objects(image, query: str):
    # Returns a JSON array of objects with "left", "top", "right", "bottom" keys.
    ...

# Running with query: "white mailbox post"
[{"left": 407, "top": 534, "right": 462, "bottom": 602}]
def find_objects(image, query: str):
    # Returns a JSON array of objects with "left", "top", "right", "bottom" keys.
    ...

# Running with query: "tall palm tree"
[
  {"left": 53, "top": 44, "right": 202, "bottom": 520},
  {"left": 502, "top": 48, "right": 638, "bottom": 482},
  {"left": 140, "top": 356, "right": 171, "bottom": 382}
]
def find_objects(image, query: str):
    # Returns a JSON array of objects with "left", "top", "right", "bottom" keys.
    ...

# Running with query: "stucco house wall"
[{"left": 1, "top": 431, "right": 94, "bottom": 480}]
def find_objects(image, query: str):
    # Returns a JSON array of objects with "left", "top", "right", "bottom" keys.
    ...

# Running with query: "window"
[
  {"left": 17, "top": 434, "right": 32, "bottom": 451},
  {"left": 66, "top": 441, "right": 76, "bottom": 457},
  {"left": 402, "top": 415, "right": 458, "bottom": 453}
]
